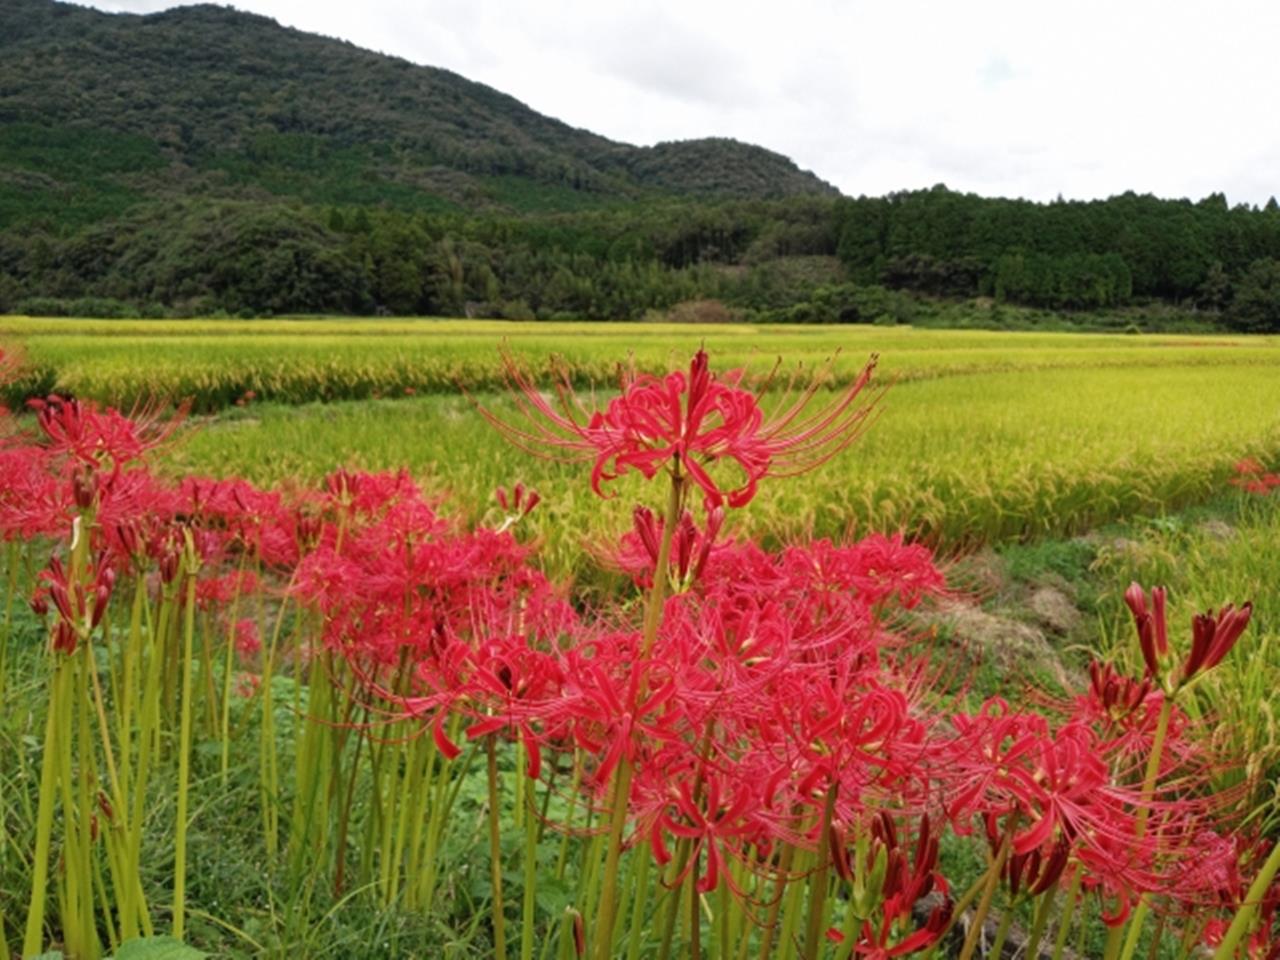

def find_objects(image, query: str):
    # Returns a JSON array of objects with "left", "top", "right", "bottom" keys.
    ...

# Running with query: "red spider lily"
[
  {"left": 1183, "top": 601, "right": 1252, "bottom": 682},
  {"left": 1075, "top": 832, "right": 1170, "bottom": 926},
  {"left": 1001, "top": 723, "right": 1130, "bottom": 856},
  {"left": 494, "top": 482, "right": 540, "bottom": 518},
  {"left": 779, "top": 673, "right": 920, "bottom": 807},
  {"left": 485, "top": 348, "right": 879, "bottom": 508},
  {"left": 1005, "top": 836, "right": 1072, "bottom": 897},
  {"left": 1085, "top": 660, "right": 1154, "bottom": 724},
  {"left": 177, "top": 475, "right": 298, "bottom": 566},
  {"left": 236, "top": 673, "right": 261, "bottom": 698},
  {"left": 27, "top": 395, "right": 185, "bottom": 472},
  {"left": 558, "top": 654, "right": 683, "bottom": 787},
  {"left": 638, "top": 762, "right": 768, "bottom": 894},
  {"left": 0, "top": 444, "right": 67, "bottom": 540},
  {"left": 599, "top": 504, "right": 724, "bottom": 589},
  {"left": 196, "top": 570, "right": 262, "bottom": 609},
  {"left": 38, "top": 552, "right": 117, "bottom": 653},
  {"left": 1124, "top": 582, "right": 1169, "bottom": 680},
  {"left": 234, "top": 618, "right": 261, "bottom": 658},
  {"left": 941, "top": 703, "right": 1171, "bottom": 882},
  {"left": 460, "top": 637, "right": 567, "bottom": 780},
  {"left": 1125, "top": 582, "right": 1252, "bottom": 688},
  {"left": 96, "top": 469, "right": 181, "bottom": 538},
  {"left": 827, "top": 814, "right": 951, "bottom": 957},
  {"left": 1194, "top": 833, "right": 1280, "bottom": 958},
  {"left": 293, "top": 470, "right": 569, "bottom": 670},
  {"left": 1063, "top": 663, "right": 1194, "bottom": 771},
  {"left": 782, "top": 534, "right": 946, "bottom": 610},
  {"left": 1229, "top": 457, "right": 1280, "bottom": 495},
  {"left": 875, "top": 813, "right": 946, "bottom": 921}
]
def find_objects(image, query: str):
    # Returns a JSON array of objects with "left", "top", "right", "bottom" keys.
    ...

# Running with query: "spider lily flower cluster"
[
  {"left": 1229, "top": 457, "right": 1280, "bottom": 495},
  {"left": 486, "top": 347, "right": 881, "bottom": 508},
  {"left": 0, "top": 344, "right": 1275, "bottom": 960}
]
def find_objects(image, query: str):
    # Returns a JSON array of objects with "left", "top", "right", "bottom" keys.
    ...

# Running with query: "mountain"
[{"left": 0, "top": 0, "right": 837, "bottom": 227}]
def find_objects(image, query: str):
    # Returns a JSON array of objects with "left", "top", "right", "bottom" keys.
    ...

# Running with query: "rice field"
[
  {"left": 4, "top": 317, "right": 1280, "bottom": 568},
  {"left": 3, "top": 316, "right": 1279, "bottom": 412}
]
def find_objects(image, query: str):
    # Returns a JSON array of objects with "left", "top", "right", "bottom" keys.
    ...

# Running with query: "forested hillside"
[{"left": 2, "top": 0, "right": 1280, "bottom": 329}]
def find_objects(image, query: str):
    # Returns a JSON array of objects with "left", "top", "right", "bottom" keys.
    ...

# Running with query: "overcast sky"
[{"left": 80, "top": 0, "right": 1280, "bottom": 206}]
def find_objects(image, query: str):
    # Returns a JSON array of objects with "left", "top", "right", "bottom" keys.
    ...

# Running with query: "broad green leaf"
[{"left": 107, "top": 936, "right": 207, "bottom": 960}]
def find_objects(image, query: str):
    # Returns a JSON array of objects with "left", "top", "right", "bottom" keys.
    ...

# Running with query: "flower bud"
[{"left": 51, "top": 620, "right": 77, "bottom": 655}]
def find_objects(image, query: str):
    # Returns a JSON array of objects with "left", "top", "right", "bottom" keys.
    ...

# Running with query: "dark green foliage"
[
  {"left": 604, "top": 138, "right": 837, "bottom": 200},
  {"left": 1225, "top": 259, "right": 1280, "bottom": 332},
  {"left": 835, "top": 187, "right": 1280, "bottom": 307}
]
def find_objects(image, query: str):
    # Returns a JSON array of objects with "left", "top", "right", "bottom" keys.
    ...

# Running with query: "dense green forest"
[{"left": 2, "top": 0, "right": 1280, "bottom": 329}]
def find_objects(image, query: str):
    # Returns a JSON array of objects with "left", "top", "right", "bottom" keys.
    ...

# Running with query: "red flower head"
[
  {"left": 484, "top": 348, "right": 880, "bottom": 508},
  {"left": 1229, "top": 457, "right": 1280, "bottom": 495},
  {"left": 1183, "top": 601, "right": 1251, "bottom": 682},
  {"left": 1124, "top": 582, "right": 1168, "bottom": 680},
  {"left": 27, "top": 395, "right": 185, "bottom": 473},
  {"left": 1125, "top": 583, "right": 1251, "bottom": 689}
]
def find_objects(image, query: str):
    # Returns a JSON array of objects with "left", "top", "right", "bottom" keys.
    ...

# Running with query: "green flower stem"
[
  {"left": 1051, "top": 868, "right": 1083, "bottom": 960},
  {"left": 577, "top": 816, "right": 606, "bottom": 942},
  {"left": 22, "top": 654, "right": 70, "bottom": 957},
  {"left": 387, "top": 726, "right": 428, "bottom": 906},
  {"left": 656, "top": 837, "right": 695, "bottom": 960},
  {"left": 958, "top": 823, "right": 1014, "bottom": 960},
  {"left": 1108, "top": 694, "right": 1175, "bottom": 960},
  {"left": 775, "top": 847, "right": 811, "bottom": 960},
  {"left": 922, "top": 856, "right": 991, "bottom": 948},
  {"left": 729, "top": 856, "right": 755, "bottom": 960},
  {"left": 487, "top": 734, "right": 509, "bottom": 960},
  {"left": 802, "top": 783, "right": 839, "bottom": 960},
  {"left": 1024, "top": 885, "right": 1056, "bottom": 960},
  {"left": 1175, "top": 915, "right": 1203, "bottom": 960},
  {"left": 118, "top": 575, "right": 145, "bottom": 808},
  {"left": 521, "top": 777, "right": 540, "bottom": 960},
  {"left": 418, "top": 727, "right": 476, "bottom": 912},
  {"left": 656, "top": 719, "right": 716, "bottom": 960},
  {"left": 586, "top": 757, "right": 632, "bottom": 960},
  {"left": 688, "top": 846, "right": 702, "bottom": 960},
  {"left": 198, "top": 608, "right": 218, "bottom": 735},
  {"left": 624, "top": 849, "right": 652, "bottom": 960},
  {"left": 989, "top": 897, "right": 1017, "bottom": 959},
  {"left": 716, "top": 862, "right": 732, "bottom": 959},
  {"left": 92, "top": 847, "right": 118, "bottom": 951},
  {"left": 87, "top": 627, "right": 144, "bottom": 940},
  {"left": 1213, "top": 836, "right": 1280, "bottom": 959},
  {"left": 258, "top": 577, "right": 294, "bottom": 862},
  {"left": 403, "top": 734, "right": 435, "bottom": 907},
  {"left": 288, "top": 645, "right": 334, "bottom": 879},
  {"left": 756, "top": 841, "right": 797, "bottom": 960},
  {"left": 218, "top": 555, "right": 247, "bottom": 786},
  {"left": 832, "top": 890, "right": 866, "bottom": 960},
  {"left": 554, "top": 750, "right": 584, "bottom": 882},
  {"left": 1, "top": 540, "right": 19, "bottom": 702},
  {"left": 73, "top": 639, "right": 100, "bottom": 957},
  {"left": 334, "top": 699, "right": 369, "bottom": 899},
  {"left": 173, "top": 538, "right": 200, "bottom": 940},
  {"left": 592, "top": 468, "right": 684, "bottom": 960}
]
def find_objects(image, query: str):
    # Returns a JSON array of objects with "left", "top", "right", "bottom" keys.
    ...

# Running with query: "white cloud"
[{"left": 76, "top": 0, "right": 1280, "bottom": 205}]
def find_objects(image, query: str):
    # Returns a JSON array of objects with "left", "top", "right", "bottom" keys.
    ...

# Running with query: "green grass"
[{"left": 3, "top": 316, "right": 1279, "bottom": 413}]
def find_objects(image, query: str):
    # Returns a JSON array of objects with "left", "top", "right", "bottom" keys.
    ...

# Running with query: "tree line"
[{"left": 4, "top": 187, "right": 1280, "bottom": 331}]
